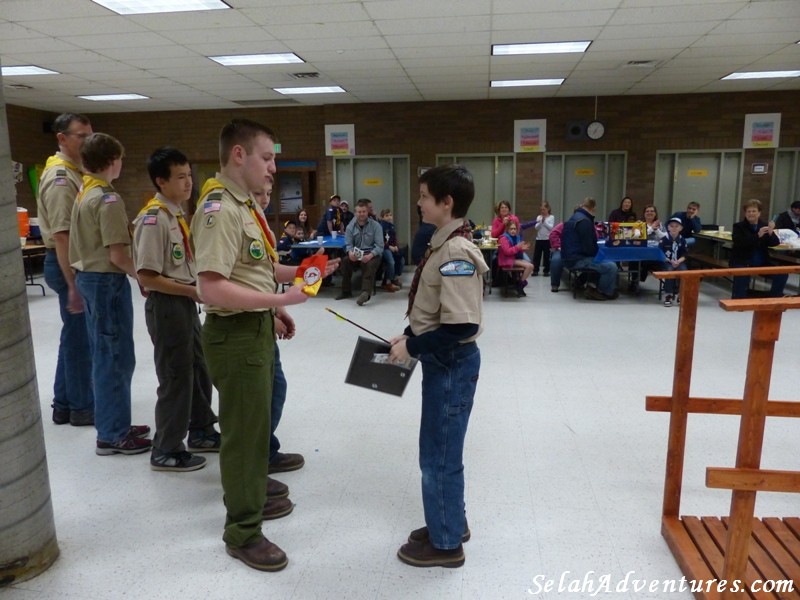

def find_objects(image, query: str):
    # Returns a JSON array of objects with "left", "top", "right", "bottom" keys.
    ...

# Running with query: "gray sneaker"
[
  {"left": 150, "top": 450, "right": 206, "bottom": 472},
  {"left": 187, "top": 429, "right": 221, "bottom": 453},
  {"left": 356, "top": 292, "right": 370, "bottom": 306}
]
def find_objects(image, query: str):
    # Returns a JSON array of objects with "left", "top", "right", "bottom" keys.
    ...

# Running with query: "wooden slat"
[
  {"left": 751, "top": 519, "right": 800, "bottom": 588},
  {"left": 704, "top": 517, "right": 771, "bottom": 600},
  {"left": 662, "top": 516, "right": 721, "bottom": 599},
  {"left": 646, "top": 396, "right": 800, "bottom": 418},
  {"left": 784, "top": 520, "right": 800, "bottom": 541},
  {"left": 654, "top": 266, "right": 800, "bottom": 279},
  {"left": 685, "top": 516, "right": 727, "bottom": 579},
  {"left": 720, "top": 297, "right": 800, "bottom": 313},
  {"left": 706, "top": 468, "right": 800, "bottom": 493},
  {"left": 763, "top": 519, "right": 800, "bottom": 566},
  {"left": 722, "top": 517, "right": 800, "bottom": 600}
]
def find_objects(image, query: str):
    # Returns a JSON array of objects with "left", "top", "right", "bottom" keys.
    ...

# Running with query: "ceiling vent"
[
  {"left": 234, "top": 99, "right": 301, "bottom": 107},
  {"left": 289, "top": 72, "right": 320, "bottom": 79},
  {"left": 623, "top": 60, "right": 658, "bottom": 69}
]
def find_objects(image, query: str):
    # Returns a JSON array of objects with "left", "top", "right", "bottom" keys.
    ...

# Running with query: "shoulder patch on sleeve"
[
  {"left": 102, "top": 193, "right": 118, "bottom": 204},
  {"left": 142, "top": 215, "right": 158, "bottom": 226},
  {"left": 439, "top": 260, "right": 476, "bottom": 276},
  {"left": 55, "top": 177, "right": 68, "bottom": 186},
  {"left": 146, "top": 207, "right": 160, "bottom": 216},
  {"left": 203, "top": 200, "right": 222, "bottom": 214},
  {"left": 207, "top": 191, "right": 223, "bottom": 201}
]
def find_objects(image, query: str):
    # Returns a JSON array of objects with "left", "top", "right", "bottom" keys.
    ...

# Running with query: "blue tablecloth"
[
  {"left": 291, "top": 235, "right": 346, "bottom": 250},
  {"left": 594, "top": 243, "right": 666, "bottom": 263}
]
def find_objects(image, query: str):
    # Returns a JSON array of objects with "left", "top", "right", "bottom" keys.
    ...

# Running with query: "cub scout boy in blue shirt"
[{"left": 389, "top": 164, "right": 488, "bottom": 568}]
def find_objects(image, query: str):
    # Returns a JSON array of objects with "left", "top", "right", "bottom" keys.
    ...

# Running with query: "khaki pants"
[{"left": 202, "top": 311, "right": 274, "bottom": 547}]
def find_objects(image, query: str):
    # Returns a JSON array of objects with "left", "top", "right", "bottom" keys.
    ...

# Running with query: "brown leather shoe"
[
  {"left": 262, "top": 496, "right": 294, "bottom": 520},
  {"left": 408, "top": 523, "right": 471, "bottom": 544},
  {"left": 226, "top": 537, "right": 288, "bottom": 572},
  {"left": 267, "top": 476, "right": 289, "bottom": 499},
  {"left": 397, "top": 540, "right": 464, "bottom": 568},
  {"left": 269, "top": 452, "right": 305, "bottom": 473},
  {"left": 381, "top": 282, "right": 400, "bottom": 292}
]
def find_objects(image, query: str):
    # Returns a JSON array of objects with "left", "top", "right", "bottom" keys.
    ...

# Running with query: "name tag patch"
[{"left": 439, "top": 260, "right": 476, "bottom": 276}]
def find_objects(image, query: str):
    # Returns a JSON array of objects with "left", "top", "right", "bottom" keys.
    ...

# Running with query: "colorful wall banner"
[
  {"left": 325, "top": 124, "right": 355, "bottom": 156},
  {"left": 514, "top": 119, "right": 546, "bottom": 153},
  {"left": 743, "top": 113, "right": 781, "bottom": 149}
]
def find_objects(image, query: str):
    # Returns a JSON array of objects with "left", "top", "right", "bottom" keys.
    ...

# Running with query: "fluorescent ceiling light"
[
  {"left": 2, "top": 65, "right": 59, "bottom": 76},
  {"left": 274, "top": 86, "right": 346, "bottom": 95},
  {"left": 91, "top": 0, "right": 229, "bottom": 14},
  {"left": 722, "top": 70, "right": 800, "bottom": 80},
  {"left": 492, "top": 41, "right": 591, "bottom": 56},
  {"left": 491, "top": 79, "right": 564, "bottom": 88},
  {"left": 78, "top": 93, "right": 150, "bottom": 101},
  {"left": 210, "top": 53, "right": 304, "bottom": 66}
]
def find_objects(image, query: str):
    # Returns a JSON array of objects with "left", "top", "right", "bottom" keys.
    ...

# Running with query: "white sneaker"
[{"left": 664, "top": 295, "right": 673, "bottom": 307}]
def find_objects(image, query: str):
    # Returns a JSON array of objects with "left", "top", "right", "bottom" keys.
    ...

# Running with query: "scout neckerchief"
[
  {"left": 139, "top": 196, "right": 192, "bottom": 261},
  {"left": 406, "top": 219, "right": 473, "bottom": 317},
  {"left": 199, "top": 177, "right": 278, "bottom": 263},
  {"left": 76, "top": 174, "right": 111, "bottom": 204},
  {"left": 44, "top": 154, "right": 80, "bottom": 174}
]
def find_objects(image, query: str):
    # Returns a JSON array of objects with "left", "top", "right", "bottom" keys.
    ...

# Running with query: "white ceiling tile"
[
  {"left": 263, "top": 21, "right": 382, "bottom": 40},
  {"left": 160, "top": 26, "right": 272, "bottom": 45},
  {"left": 364, "top": 0, "right": 490, "bottom": 20},
  {"left": 492, "top": 10, "right": 613, "bottom": 30},
  {"left": 58, "top": 31, "right": 175, "bottom": 50},
  {"left": 491, "top": 27, "right": 603, "bottom": 42},
  {"left": 1, "top": 0, "right": 110, "bottom": 21},
  {"left": 385, "top": 32, "right": 491, "bottom": 49},
  {"left": 0, "top": 36, "right": 81, "bottom": 55},
  {"left": 710, "top": 17, "right": 800, "bottom": 35},
  {"left": 610, "top": 4, "right": 740, "bottom": 26},
  {"left": 692, "top": 31, "right": 800, "bottom": 46},
  {"left": 20, "top": 16, "right": 148, "bottom": 37},
  {"left": 728, "top": 0, "right": 800, "bottom": 19},
  {"left": 282, "top": 37, "right": 389, "bottom": 53},
  {"left": 375, "top": 16, "right": 490, "bottom": 36},
  {"left": 392, "top": 45, "right": 487, "bottom": 59},
  {"left": 126, "top": 8, "right": 257, "bottom": 30},
  {"left": 494, "top": 0, "right": 620, "bottom": 12},
  {"left": 241, "top": 3, "right": 371, "bottom": 25}
]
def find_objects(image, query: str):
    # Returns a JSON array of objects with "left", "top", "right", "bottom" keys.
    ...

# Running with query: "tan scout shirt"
[
  {"left": 191, "top": 172, "right": 277, "bottom": 316},
  {"left": 37, "top": 152, "right": 83, "bottom": 249},
  {"left": 409, "top": 219, "right": 488, "bottom": 341},
  {"left": 133, "top": 193, "right": 195, "bottom": 286},
  {"left": 68, "top": 183, "right": 131, "bottom": 273}
]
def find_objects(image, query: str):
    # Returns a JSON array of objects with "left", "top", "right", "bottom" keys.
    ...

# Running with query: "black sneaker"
[
  {"left": 188, "top": 429, "right": 221, "bottom": 453},
  {"left": 397, "top": 540, "right": 464, "bottom": 568},
  {"left": 96, "top": 433, "right": 152, "bottom": 456},
  {"left": 69, "top": 409, "right": 94, "bottom": 427},
  {"left": 408, "top": 524, "right": 471, "bottom": 544},
  {"left": 150, "top": 450, "right": 206, "bottom": 472},
  {"left": 52, "top": 405, "right": 70, "bottom": 425}
]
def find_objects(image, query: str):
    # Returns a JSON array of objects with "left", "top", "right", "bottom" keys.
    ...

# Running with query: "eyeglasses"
[{"left": 64, "top": 131, "right": 90, "bottom": 139}]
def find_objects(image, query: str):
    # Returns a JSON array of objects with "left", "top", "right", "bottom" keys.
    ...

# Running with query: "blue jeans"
[
  {"left": 662, "top": 261, "right": 687, "bottom": 294},
  {"left": 382, "top": 248, "right": 405, "bottom": 282},
  {"left": 44, "top": 251, "right": 94, "bottom": 414},
  {"left": 76, "top": 272, "right": 135, "bottom": 443},
  {"left": 573, "top": 256, "right": 618, "bottom": 296},
  {"left": 731, "top": 257, "right": 788, "bottom": 299},
  {"left": 549, "top": 250, "right": 563, "bottom": 288},
  {"left": 419, "top": 342, "right": 480, "bottom": 550},
  {"left": 269, "top": 345, "right": 287, "bottom": 461}
]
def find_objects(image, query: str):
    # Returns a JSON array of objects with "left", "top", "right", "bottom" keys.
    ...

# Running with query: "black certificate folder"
[{"left": 345, "top": 336, "right": 418, "bottom": 397}]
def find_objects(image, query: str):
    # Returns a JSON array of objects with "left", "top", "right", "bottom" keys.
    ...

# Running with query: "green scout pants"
[{"left": 202, "top": 311, "right": 274, "bottom": 548}]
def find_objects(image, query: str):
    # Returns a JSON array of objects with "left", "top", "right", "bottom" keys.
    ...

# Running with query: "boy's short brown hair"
[
  {"left": 380, "top": 208, "right": 392, "bottom": 218},
  {"left": 219, "top": 118, "right": 277, "bottom": 166},
  {"left": 80, "top": 133, "right": 125, "bottom": 173}
]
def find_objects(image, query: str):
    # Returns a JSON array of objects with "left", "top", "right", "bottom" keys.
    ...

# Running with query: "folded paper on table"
[
  {"left": 345, "top": 336, "right": 418, "bottom": 397},
  {"left": 293, "top": 254, "right": 328, "bottom": 296}
]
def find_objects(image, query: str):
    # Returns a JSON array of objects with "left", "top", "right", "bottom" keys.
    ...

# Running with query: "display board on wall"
[
  {"left": 325, "top": 124, "right": 355, "bottom": 156},
  {"left": 743, "top": 113, "right": 781, "bottom": 148},
  {"left": 514, "top": 119, "right": 546, "bottom": 153}
]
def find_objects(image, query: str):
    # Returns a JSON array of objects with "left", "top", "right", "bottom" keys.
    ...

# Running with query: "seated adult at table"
[
  {"left": 340, "top": 200, "right": 354, "bottom": 229},
  {"left": 337, "top": 199, "right": 384, "bottom": 306},
  {"left": 773, "top": 200, "right": 800, "bottom": 233},
  {"left": 315, "top": 194, "right": 343, "bottom": 237},
  {"left": 670, "top": 201, "right": 702, "bottom": 246},
  {"left": 561, "top": 197, "right": 618, "bottom": 301},
  {"left": 378, "top": 208, "right": 403, "bottom": 292},
  {"left": 607, "top": 196, "right": 637, "bottom": 223},
  {"left": 638, "top": 204, "right": 667, "bottom": 285},
  {"left": 729, "top": 199, "right": 787, "bottom": 300},
  {"left": 490, "top": 200, "right": 535, "bottom": 239}
]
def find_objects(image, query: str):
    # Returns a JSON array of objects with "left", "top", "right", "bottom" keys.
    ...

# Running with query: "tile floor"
[{"left": 6, "top": 270, "right": 800, "bottom": 600}]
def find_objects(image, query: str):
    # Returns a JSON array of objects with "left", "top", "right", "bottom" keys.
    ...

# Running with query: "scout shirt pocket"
[
  {"left": 413, "top": 262, "right": 442, "bottom": 314},
  {"left": 241, "top": 221, "right": 267, "bottom": 264}
]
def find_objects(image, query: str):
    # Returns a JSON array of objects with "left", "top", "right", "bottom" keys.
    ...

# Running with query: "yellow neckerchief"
[
  {"left": 44, "top": 153, "right": 80, "bottom": 174},
  {"left": 139, "top": 196, "right": 192, "bottom": 260},
  {"left": 198, "top": 177, "right": 278, "bottom": 263},
  {"left": 76, "top": 175, "right": 110, "bottom": 204}
]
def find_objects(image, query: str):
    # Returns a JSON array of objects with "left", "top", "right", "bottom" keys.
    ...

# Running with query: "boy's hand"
[
  {"left": 324, "top": 257, "right": 341, "bottom": 277},
  {"left": 389, "top": 336, "right": 410, "bottom": 363},
  {"left": 281, "top": 285, "right": 309, "bottom": 305}
]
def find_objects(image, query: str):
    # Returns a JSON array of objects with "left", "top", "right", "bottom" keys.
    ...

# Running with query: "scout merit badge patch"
[
  {"left": 249, "top": 239, "right": 265, "bottom": 260},
  {"left": 294, "top": 254, "right": 328, "bottom": 296},
  {"left": 171, "top": 243, "right": 184, "bottom": 260},
  {"left": 439, "top": 260, "right": 476, "bottom": 276}
]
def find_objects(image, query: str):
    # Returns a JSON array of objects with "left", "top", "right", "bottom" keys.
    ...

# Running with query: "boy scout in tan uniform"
[
  {"left": 133, "top": 146, "right": 219, "bottom": 473},
  {"left": 36, "top": 113, "right": 94, "bottom": 425},
  {"left": 389, "top": 164, "right": 486, "bottom": 569},
  {"left": 191, "top": 119, "right": 337, "bottom": 573},
  {"left": 69, "top": 132, "right": 151, "bottom": 456}
]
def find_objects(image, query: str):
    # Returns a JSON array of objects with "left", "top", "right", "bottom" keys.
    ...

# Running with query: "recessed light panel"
[
  {"left": 273, "top": 86, "right": 346, "bottom": 95},
  {"left": 91, "top": 0, "right": 229, "bottom": 15},
  {"left": 78, "top": 94, "right": 150, "bottom": 101},
  {"left": 492, "top": 41, "right": 591, "bottom": 56},
  {"left": 210, "top": 53, "right": 304, "bottom": 66},
  {"left": 722, "top": 70, "right": 800, "bottom": 80},
  {"left": 2, "top": 66, "right": 59, "bottom": 76},
  {"left": 491, "top": 79, "right": 565, "bottom": 87}
]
